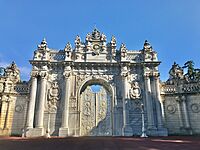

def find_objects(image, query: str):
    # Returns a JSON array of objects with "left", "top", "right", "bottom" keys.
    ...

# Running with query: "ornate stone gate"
[{"left": 22, "top": 28, "right": 168, "bottom": 137}]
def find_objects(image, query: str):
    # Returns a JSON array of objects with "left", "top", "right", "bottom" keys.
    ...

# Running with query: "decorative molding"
[
  {"left": 166, "top": 105, "right": 176, "bottom": 114},
  {"left": 191, "top": 103, "right": 200, "bottom": 113},
  {"left": 15, "top": 105, "right": 24, "bottom": 113}
]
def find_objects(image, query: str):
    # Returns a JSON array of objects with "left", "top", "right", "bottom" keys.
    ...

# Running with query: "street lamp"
[
  {"left": 45, "top": 110, "right": 51, "bottom": 138},
  {"left": 140, "top": 103, "right": 148, "bottom": 138}
]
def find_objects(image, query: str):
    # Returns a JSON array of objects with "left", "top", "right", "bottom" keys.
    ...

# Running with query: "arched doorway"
[{"left": 79, "top": 78, "right": 113, "bottom": 136}]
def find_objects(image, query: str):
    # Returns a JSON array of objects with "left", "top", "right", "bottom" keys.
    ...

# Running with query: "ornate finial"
[
  {"left": 10, "top": 61, "right": 17, "bottom": 69},
  {"left": 101, "top": 32, "right": 106, "bottom": 41},
  {"left": 120, "top": 43, "right": 127, "bottom": 51},
  {"left": 120, "top": 43, "right": 127, "bottom": 59},
  {"left": 143, "top": 40, "right": 152, "bottom": 51},
  {"left": 38, "top": 38, "right": 48, "bottom": 50},
  {"left": 64, "top": 42, "right": 72, "bottom": 51},
  {"left": 92, "top": 28, "right": 101, "bottom": 40},
  {"left": 75, "top": 35, "right": 81, "bottom": 45},
  {"left": 111, "top": 36, "right": 116, "bottom": 46}
]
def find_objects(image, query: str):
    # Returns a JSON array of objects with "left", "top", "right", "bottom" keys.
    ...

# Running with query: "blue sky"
[{"left": 0, "top": 0, "right": 200, "bottom": 81}]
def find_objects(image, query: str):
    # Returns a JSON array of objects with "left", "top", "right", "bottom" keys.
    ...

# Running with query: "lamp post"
[
  {"left": 46, "top": 110, "right": 51, "bottom": 138},
  {"left": 140, "top": 103, "right": 148, "bottom": 138}
]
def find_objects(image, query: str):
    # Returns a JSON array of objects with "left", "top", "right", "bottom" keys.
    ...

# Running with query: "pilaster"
[
  {"left": 175, "top": 96, "right": 184, "bottom": 129},
  {"left": 180, "top": 95, "right": 192, "bottom": 134}
]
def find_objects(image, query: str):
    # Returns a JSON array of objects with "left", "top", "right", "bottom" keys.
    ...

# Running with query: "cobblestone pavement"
[{"left": 0, "top": 136, "right": 200, "bottom": 150}]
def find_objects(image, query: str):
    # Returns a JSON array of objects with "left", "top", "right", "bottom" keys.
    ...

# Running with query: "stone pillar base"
[
  {"left": 59, "top": 128, "right": 69, "bottom": 137},
  {"left": 25, "top": 128, "right": 44, "bottom": 137},
  {"left": 122, "top": 125, "right": 133, "bottom": 136}
]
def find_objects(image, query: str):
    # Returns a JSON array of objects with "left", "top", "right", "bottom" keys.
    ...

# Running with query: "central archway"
[{"left": 78, "top": 77, "right": 114, "bottom": 136}]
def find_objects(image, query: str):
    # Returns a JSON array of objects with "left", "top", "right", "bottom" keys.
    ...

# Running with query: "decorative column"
[
  {"left": 144, "top": 74, "right": 155, "bottom": 130},
  {"left": 154, "top": 75, "right": 163, "bottom": 128},
  {"left": 35, "top": 72, "right": 47, "bottom": 129},
  {"left": 59, "top": 71, "right": 71, "bottom": 137},
  {"left": 26, "top": 73, "right": 38, "bottom": 129}
]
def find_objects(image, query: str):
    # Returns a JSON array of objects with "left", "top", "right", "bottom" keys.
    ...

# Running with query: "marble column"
[
  {"left": 59, "top": 72, "right": 71, "bottom": 137},
  {"left": 26, "top": 75, "right": 38, "bottom": 129},
  {"left": 35, "top": 73, "right": 47, "bottom": 128},
  {"left": 154, "top": 75, "right": 163, "bottom": 128},
  {"left": 144, "top": 74, "right": 155, "bottom": 129},
  {"left": 180, "top": 96, "right": 191, "bottom": 129}
]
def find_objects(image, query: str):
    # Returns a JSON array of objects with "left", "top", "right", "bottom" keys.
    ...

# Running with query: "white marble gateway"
[{"left": 0, "top": 29, "right": 169, "bottom": 137}]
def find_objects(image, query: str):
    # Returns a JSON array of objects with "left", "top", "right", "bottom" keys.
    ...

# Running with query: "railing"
[
  {"left": 182, "top": 83, "right": 200, "bottom": 93},
  {"left": 50, "top": 51, "right": 65, "bottom": 61},
  {"left": 126, "top": 51, "right": 141, "bottom": 62},
  {"left": 161, "top": 83, "right": 200, "bottom": 94},
  {"left": 14, "top": 84, "right": 29, "bottom": 94},
  {"left": 161, "top": 85, "right": 177, "bottom": 94}
]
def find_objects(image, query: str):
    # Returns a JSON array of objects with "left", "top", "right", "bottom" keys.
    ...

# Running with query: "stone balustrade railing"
[
  {"left": 126, "top": 52, "right": 141, "bottom": 62},
  {"left": 161, "top": 83, "right": 200, "bottom": 94},
  {"left": 14, "top": 83, "right": 29, "bottom": 94},
  {"left": 50, "top": 51, "right": 65, "bottom": 61},
  {"left": 161, "top": 84, "right": 177, "bottom": 94}
]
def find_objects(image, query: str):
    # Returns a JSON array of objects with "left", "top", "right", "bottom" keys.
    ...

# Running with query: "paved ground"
[{"left": 0, "top": 136, "right": 200, "bottom": 150}]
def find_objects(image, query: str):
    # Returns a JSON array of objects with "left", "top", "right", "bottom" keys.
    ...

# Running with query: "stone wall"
[{"left": 161, "top": 61, "right": 200, "bottom": 135}]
